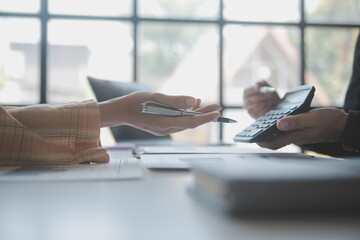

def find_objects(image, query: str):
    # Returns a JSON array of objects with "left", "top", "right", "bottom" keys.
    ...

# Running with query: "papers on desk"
[
  {"left": 140, "top": 152, "right": 316, "bottom": 169},
  {"left": 135, "top": 145, "right": 270, "bottom": 155},
  {"left": 0, "top": 158, "right": 142, "bottom": 182}
]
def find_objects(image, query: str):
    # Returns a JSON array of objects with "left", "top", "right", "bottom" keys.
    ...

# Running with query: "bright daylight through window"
[{"left": 0, "top": 0, "right": 359, "bottom": 144}]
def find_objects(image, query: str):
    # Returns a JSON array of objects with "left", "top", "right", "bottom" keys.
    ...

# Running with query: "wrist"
[
  {"left": 342, "top": 110, "right": 360, "bottom": 152},
  {"left": 98, "top": 97, "right": 128, "bottom": 128},
  {"left": 337, "top": 111, "right": 349, "bottom": 141}
]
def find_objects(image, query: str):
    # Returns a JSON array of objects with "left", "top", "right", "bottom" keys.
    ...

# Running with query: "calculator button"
[
  {"left": 269, "top": 120, "right": 278, "bottom": 124},
  {"left": 248, "top": 129, "right": 263, "bottom": 137},
  {"left": 290, "top": 106, "right": 298, "bottom": 111}
]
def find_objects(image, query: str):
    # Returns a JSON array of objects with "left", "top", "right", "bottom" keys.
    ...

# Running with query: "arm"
[
  {"left": 286, "top": 32, "right": 360, "bottom": 156},
  {"left": 1, "top": 100, "right": 108, "bottom": 166},
  {"left": 344, "top": 33, "right": 360, "bottom": 112},
  {"left": 1, "top": 92, "right": 220, "bottom": 166}
]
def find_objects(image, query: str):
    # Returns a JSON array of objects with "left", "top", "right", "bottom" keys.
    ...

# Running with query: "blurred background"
[{"left": 0, "top": 0, "right": 359, "bottom": 145}]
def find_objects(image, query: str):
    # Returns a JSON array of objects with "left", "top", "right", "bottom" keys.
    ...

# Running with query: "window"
[{"left": 1, "top": 0, "right": 359, "bottom": 144}]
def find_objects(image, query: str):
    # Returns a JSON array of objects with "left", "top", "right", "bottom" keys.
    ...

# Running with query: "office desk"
[{"left": 0, "top": 150, "right": 360, "bottom": 240}]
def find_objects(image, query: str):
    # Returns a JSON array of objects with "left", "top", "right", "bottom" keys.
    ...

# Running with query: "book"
[{"left": 189, "top": 158, "right": 360, "bottom": 215}]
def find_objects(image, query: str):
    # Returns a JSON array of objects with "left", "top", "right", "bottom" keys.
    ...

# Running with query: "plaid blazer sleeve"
[{"left": 0, "top": 100, "right": 109, "bottom": 166}]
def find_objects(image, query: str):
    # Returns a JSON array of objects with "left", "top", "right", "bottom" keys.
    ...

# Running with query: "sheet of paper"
[
  {"left": 135, "top": 145, "right": 271, "bottom": 155},
  {"left": 0, "top": 158, "right": 142, "bottom": 182},
  {"left": 104, "top": 143, "right": 136, "bottom": 150},
  {"left": 140, "top": 152, "right": 317, "bottom": 169}
]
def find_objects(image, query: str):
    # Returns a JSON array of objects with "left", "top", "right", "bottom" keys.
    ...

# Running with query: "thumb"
[
  {"left": 277, "top": 114, "right": 310, "bottom": 131},
  {"left": 254, "top": 81, "right": 265, "bottom": 92},
  {"left": 255, "top": 80, "right": 270, "bottom": 89}
]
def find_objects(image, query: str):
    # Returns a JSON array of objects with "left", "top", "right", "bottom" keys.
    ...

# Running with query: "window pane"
[
  {"left": 224, "top": 0, "right": 300, "bottom": 22},
  {"left": 139, "top": 0, "right": 219, "bottom": 19},
  {"left": 306, "top": 0, "right": 360, "bottom": 24},
  {"left": 0, "top": 18, "right": 40, "bottom": 104},
  {"left": 0, "top": 0, "right": 40, "bottom": 13},
  {"left": 139, "top": 23, "right": 219, "bottom": 103},
  {"left": 223, "top": 25, "right": 300, "bottom": 106},
  {"left": 48, "top": 20, "right": 132, "bottom": 103},
  {"left": 305, "top": 28, "right": 358, "bottom": 107},
  {"left": 48, "top": 0, "right": 131, "bottom": 16}
]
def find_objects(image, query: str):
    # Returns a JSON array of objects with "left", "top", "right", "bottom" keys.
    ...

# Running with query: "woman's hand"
[
  {"left": 243, "top": 81, "right": 281, "bottom": 119},
  {"left": 257, "top": 108, "right": 349, "bottom": 150},
  {"left": 98, "top": 92, "right": 221, "bottom": 135}
]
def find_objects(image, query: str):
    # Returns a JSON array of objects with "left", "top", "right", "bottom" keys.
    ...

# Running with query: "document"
[
  {"left": 140, "top": 152, "right": 316, "bottom": 169},
  {"left": 0, "top": 158, "right": 142, "bottom": 182},
  {"left": 135, "top": 145, "right": 270, "bottom": 155}
]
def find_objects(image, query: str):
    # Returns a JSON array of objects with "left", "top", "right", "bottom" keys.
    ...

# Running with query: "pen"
[
  {"left": 141, "top": 101, "right": 237, "bottom": 123},
  {"left": 259, "top": 86, "right": 276, "bottom": 93},
  {"left": 176, "top": 110, "right": 237, "bottom": 123}
]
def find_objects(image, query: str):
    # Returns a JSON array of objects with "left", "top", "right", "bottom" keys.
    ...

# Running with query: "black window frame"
[{"left": 1, "top": 0, "right": 359, "bottom": 141}]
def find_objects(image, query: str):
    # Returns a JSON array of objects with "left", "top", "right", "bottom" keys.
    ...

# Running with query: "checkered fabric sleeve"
[{"left": 0, "top": 100, "right": 109, "bottom": 166}]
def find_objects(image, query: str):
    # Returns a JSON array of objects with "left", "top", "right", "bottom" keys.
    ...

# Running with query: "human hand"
[
  {"left": 99, "top": 92, "right": 221, "bottom": 135},
  {"left": 243, "top": 80, "right": 280, "bottom": 119},
  {"left": 257, "top": 108, "right": 349, "bottom": 150}
]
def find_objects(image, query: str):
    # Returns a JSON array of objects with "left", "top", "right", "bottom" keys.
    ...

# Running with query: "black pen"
[
  {"left": 177, "top": 110, "right": 237, "bottom": 123},
  {"left": 141, "top": 101, "right": 237, "bottom": 123},
  {"left": 216, "top": 116, "right": 237, "bottom": 123}
]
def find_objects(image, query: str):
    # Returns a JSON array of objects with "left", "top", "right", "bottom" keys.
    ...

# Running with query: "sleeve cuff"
[{"left": 342, "top": 110, "right": 360, "bottom": 152}]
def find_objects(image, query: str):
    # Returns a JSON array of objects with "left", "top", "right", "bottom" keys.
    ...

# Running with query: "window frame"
[{"left": 1, "top": 0, "right": 359, "bottom": 141}]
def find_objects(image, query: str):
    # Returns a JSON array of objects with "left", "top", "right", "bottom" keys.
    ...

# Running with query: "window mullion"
[{"left": 40, "top": 0, "right": 49, "bottom": 103}]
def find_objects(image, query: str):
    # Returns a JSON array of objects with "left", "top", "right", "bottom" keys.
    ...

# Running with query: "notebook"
[
  {"left": 189, "top": 158, "right": 360, "bottom": 214},
  {"left": 0, "top": 158, "right": 142, "bottom": 182},
  {"left": 140, "top": 152, "right": 316, "bottom": 169}
]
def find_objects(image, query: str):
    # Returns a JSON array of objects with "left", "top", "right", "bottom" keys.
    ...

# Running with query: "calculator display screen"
[{"left": 281, "top": 90, "right": 309, "bottom": 104}]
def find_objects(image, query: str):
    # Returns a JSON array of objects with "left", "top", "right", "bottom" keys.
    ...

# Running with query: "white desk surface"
[{"left": 0, "top": 150, "right": 360, "bottom": 240}]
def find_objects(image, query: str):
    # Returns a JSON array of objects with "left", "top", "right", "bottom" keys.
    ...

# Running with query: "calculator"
[{"left": 234, "top": 85, "right": 316, "bottom": 143}]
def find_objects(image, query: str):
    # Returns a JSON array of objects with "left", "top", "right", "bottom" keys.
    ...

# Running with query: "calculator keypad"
[
  {"left": 235, "top": 106, "right": 298, "bottom": 140},
  {"left": 234, "top": 85, "right": 315, "bottom": 143}
]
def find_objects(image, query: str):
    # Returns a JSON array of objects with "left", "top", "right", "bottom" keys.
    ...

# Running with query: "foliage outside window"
[{"left": 0, "top": 0, "right": 359, "bottom": 144}]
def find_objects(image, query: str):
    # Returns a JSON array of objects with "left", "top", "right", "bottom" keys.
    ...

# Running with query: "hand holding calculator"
[{"left": 234, "top": 85, "right": 315, "bottom": 143}]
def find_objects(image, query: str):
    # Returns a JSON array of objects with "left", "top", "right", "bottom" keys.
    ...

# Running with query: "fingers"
[
  {"left": 258, "top": 113, "right": 317, "bottom": 149},
  {"left": 146, "top": 112, "right": 220, "bottom": 135},
  {"left": 244, "top": 81, "right": 280, "bottom": 119},
  {"left": 192, "top": 98, "right": 201, "bottom": 110},
  {"left": 195, "top": 103, "right": 222, "bottom": 113},
  {"left": 244, "top": 93, "right": 272, "bottom": 107},
  {"left": 257, "top": 132, "right": 301, "bottom": 150},
  {"left": 277, "top": 112, "right": 315, "bottom": 131},
  {"left": 245, "top": 95, "right": 277, "bottom": 119},
  {"left": 151, "top": 93, "right": 197, "bottom": 109},
  {"left": 243, "top": 81, "right": 269, "bottom": 98},
  {"left": 175, "top": 112, "right": 221, "bottom": 129},
  {"left": 122, "top": 92, "right": 223, "bottom": 136}
]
